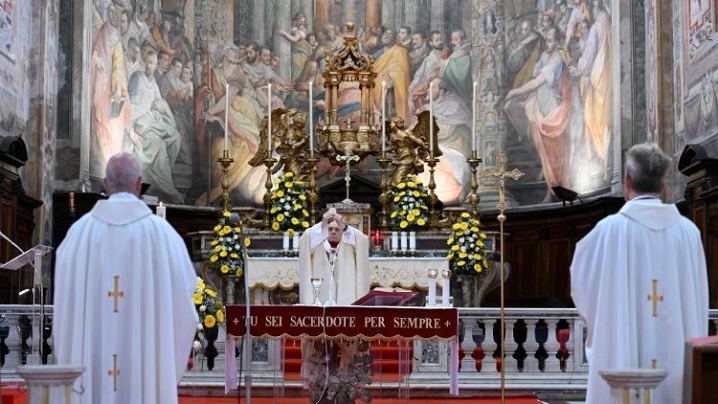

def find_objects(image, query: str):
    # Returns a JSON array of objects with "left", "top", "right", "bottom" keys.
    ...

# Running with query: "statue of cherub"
[
  {"left": 387, "top": 110, "right": 441, "bottom": 185},
  {"left": 248, "top": 108, "right": 310, "bottom": 182}
]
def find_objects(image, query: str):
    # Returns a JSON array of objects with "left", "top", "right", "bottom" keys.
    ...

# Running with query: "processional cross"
[
  {"left": 481, "top": 152, "right": 524, "bottom": 404},
  {"left": 108, "top": 275, "right": 124, "bottom": 313}
]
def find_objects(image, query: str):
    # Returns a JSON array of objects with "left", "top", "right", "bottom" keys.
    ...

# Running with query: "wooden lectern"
[{"left": 683, "top": 335, "right": 718, "bottom": 403}]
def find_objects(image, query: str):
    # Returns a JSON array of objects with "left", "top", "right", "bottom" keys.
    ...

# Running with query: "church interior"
[{"left": 1, "top": 0, "right": 718, "bottom": 403}]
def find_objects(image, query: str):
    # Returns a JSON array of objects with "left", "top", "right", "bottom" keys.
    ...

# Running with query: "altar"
[{"left": 245, "top": 256, "right": 448, "bottom": 304}]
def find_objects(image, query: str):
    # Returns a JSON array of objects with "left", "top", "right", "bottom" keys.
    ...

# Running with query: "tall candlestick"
[
  {"left": 429, "top": 81, "right": 434, "bottom": 158},
  {"left": 309, "top": 81, "right": 314, "bottom": 151},
  {"left": 156, "top": 201, "right": 166, "bottom": 220},
  {"left": 472, "top": 81, "right": 477, "bottom": 152},
  {"left": 224, "top": 84, "right": 229, "bottom": 150},
  {"left": 268, "top": 83, "right": 272, "bottom": 156},
  {"left": 381, "top": 80, "right": 386, "bottom": 154}
]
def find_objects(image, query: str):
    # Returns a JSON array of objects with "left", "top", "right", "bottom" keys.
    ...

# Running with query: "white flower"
[{"left": 193, "top": 341, "right": 202, "bottom": 351}]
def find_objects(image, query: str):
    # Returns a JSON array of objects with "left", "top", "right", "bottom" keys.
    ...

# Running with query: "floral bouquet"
[
  {"left": 269, "top": 171, "right": 311, "bottom": 235},
  {"left": 388, "top": 174, "right": 430, "bottom": 231},
  {"left": 209, "top": 210, "right": 250, "bottom": 277},
  {"left": 191, "top": 277, "right": 224, "bottom": 370},
  {"left": 446, "top": 212, "right": 489, "bottom": 275}
]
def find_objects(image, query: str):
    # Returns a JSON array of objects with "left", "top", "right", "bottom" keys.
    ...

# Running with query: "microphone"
[{"left": 325, "top": 248, "right": 337, "bottom": 306}]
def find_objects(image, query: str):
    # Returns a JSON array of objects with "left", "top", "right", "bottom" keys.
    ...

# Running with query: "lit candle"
[
  {"left": 472, "top": 81, "right": 477, "bottom": 152},
  {"left": 224, "top": 84, "right": 230, "bottom": 151},
  {"left": 268, "top": 83, "right": 272, "bottom": 156},
  {"left": 156, "top": 201, "right": 166, "bottom": 220},
  {"left": 429, "top": 81, "right": 434, "bottom": 158},
  {"left": 309, "top": 81, "right": 314, "bottom": 152},
  {"left": 381, "top": 80, "right": 386, "bottom": 154},
  {"left": 441, "top": 268, "right": 451, "bottom": 307}
]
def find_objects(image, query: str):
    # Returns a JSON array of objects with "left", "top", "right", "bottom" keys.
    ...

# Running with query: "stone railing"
[{"left": 1, "top": 305, "right": 716, "bottom": 397}]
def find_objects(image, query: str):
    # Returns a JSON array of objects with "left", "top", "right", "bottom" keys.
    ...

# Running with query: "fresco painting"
[{"left": 86, "top": 0, "right": 616, "bottom": 207}]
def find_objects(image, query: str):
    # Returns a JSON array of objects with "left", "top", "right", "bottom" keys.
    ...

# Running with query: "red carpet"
[{"left": 179, "top": 398, "right": 541, "bottom": 403}]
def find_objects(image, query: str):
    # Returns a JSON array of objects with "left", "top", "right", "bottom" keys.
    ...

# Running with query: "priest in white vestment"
[
  {"left": 54, "top": 152, "right": 198, "bottom": 404},
  {"left": 298, "top": 209, "right": 371, "bottom": 402},
  {"left": 570, "top": 143, "right": 709, "bottom": 404}
]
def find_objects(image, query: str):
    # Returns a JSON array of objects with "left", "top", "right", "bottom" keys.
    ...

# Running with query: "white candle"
[
  {"left": 224, "top": 84, "right": 229, "bottom": 150},
  {"left": 427, "top": 268, "right": 438, "bottom": 307},
  {"left": 381, "top": 80, "right": 386, "bottom": 154},
  {"left": 309, "top": 81, "right": 313, "bottom": 151},
  {"left": 441, "top": 274, "right": 451, "bottom": 307},
  {"left": 268, "top": 83, "right": 272, "bottom": 155},
  {"left": 472, "top": 81, "right": 477, "bottom": 152},
  {"left": 429, "top": 81, "right": 434, "bottom": 158},
  {"left": 156, "top": 201, "right": 166, "bottom": 219}
]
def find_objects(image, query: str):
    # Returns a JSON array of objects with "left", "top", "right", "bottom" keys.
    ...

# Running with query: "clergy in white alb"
[
  {"left": 570, "top": 143, "right": 708, "bottom": 404},
  {"left": 54, "top": 152, "right": 198, "bottom": 404}
]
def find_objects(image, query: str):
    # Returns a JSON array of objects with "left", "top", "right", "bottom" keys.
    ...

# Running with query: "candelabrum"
[
  {"left": 218, "top": 150, "right": 235, "bottom": 212},
  {"left": 263, "top": 154, "right": 277, "bottom": 229},
  {"left": 305, "top": 151, "right": 320, "bottom": 224},
  {"left": 426, "top": 155, "right": 442, "bottom": 228},
  {"left": 467, "top": 150, "right": 482, "bottom": 217},
  {"left": 377, "top": 153, "right": 391, "bottom": 229}
]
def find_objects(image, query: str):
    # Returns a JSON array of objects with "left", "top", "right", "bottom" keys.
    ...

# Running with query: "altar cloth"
[{"left": 225, "top": 305, "right": 458, "bottom": 340}]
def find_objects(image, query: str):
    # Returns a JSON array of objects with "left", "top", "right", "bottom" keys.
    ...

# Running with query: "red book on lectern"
[{"left": 353, "top": 287, "right": 417, "bottom": 306}]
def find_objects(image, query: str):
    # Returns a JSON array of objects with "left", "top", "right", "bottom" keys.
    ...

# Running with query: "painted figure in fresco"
[
  {"left": 408, "top": 32, "right": 431, "bottom": 78},
  {"left": 507, "top": 18, "right": 542, "bottom": 89},
  {"left": 91, "top": 3, "right": 130, "bottom": 175},
  {"left": 194, "top": 43, "right": 266, "bottom": 206},
  {"left": 127, "top": 51, "right": 184, "bottom": 204},
  {"left": 409, "top": 31, "right": 447, "bottom": 112},
  {"left": 373, "top": 28, "right": 411, "bottom": 122},
  {"left": 569, "top": 0, "right": 611, "bottom": 180},
  {"left": 505, "top": 27, "right": 571, "bottom": 203},
  {"left": 277, "top": 12, "right": 313, "bottom": 82}
]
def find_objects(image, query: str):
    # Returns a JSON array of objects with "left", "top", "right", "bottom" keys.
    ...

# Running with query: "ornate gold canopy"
[{"left": 317, "top": 22, "right": 379, "bottom": 164}]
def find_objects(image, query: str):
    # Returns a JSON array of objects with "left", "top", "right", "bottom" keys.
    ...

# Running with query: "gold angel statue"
[
  {"left": 248, "top": 108, "right": 310, "bottom": 182},
  {"left": 387, "top": 110, "right": 441, "bottom": 185}
]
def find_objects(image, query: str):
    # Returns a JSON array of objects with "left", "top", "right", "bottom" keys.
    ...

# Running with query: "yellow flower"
[
  {"left": 299, "top": 194, "right": 307, "bottom": 200},
  {"left": 244, "top": 237, "right": 251, "bottom": 247},
  {"left": 461, "top": 212, "right": 471, "bottom": 218},
  {"left": 210, "top": 255, "right": 218, "bottom": 263},
  {"left": 417, "top": 218, "right": 426, "bottom": 226},
  {"left": 447, "top": 252, "right": 454, "bottom": 259},
  {"left": 470, "top": 226, "right": 479, "bottom": 232},
  {"left": 235, "top": 268, "right": 244, "bottom": 277},
  {"left": 413, "top": 191, "right": 420, "bottom": 197},
  {"left": 451, "top": 245, "right": 460, "bottom": 251},
  {"left": 270, "top": 207, "right": 278, "bottom": 214},
  {"left": 276, "top": 190, "right": 285, "bottom": 198},
  {"left": 391, "top": 211, "right": 398, "bottom": 218},
  {"left": 210, "top": 240, "right": 219, "bottom": 246},
  {"left": 214, "top": 224, "right": 222, "bottom": 232},
  {"left": 452, "top": 223, "right": 462, "bottom": 231},
  {"left": 397, "top": 183, "right": 406, "bottom": 189},
  {"left": 447, "top": 237, "right": 454, "bottom": 245},
  {"left": 407, "top": 214, "right": 415, "bottom": 222},
  {"left": 216, "top": 310, "right": 225, "bottom": 323},
  {"left": 288, "top": 228, "right": 295, "bottom": 236},
  {"left": 474, "top": 264, "right": 482, "bottom": 272},
  {"left": 222, "top": 225, "right": 231, "bottom": 233},
  {"left": 407, "top": 181, "right": 416, "bottom": 188},
  {"left": 457, "top": 260, "right": 466, "bottom": 267},
  {"left": 393, "top": 196, "right": 400, "bottom": 202},
  {"left": 220, "top": 264, "right": 229, "bottom": 273},
  {"left": 460, "top": 222, "right": 469, "bottom": 230},
  {"left": 276, "top": 213, "right": 285, "bottom": 222},
  {"left": 230, "top": 252, "right": 239, "bottom": 259},
  {"left": 197, "top": 279, "right": 205, "bottom": 289},
  {"left": 204, "top": 314, "right": 217, "bottom": 328},
  {"left": 193, "top": 293, "right": 203, "bottom": 304},
  {"left": 219, "top": 250, "right": 228, "bottom": 257},
  {"left": 272, "top": 222, "right": 280, "bottom": 231},
  {"left": 302, "top": 221, "right": 310, "bottom": 228},
  {"left": 291, "top": 217, "right": 299, "bottom": 225},
  {"left": 223, "top": 210, "right": 231, "bottom": 217},
  {"left": 459, "top": 252, "right": 468, "bottom": 259},
  {"left": 294, "top": 203, "right": 302, "bottom": 210},
  {"left": 473, "top": 253, "right": 482, "bottom": 260},
  {"left": 412, "top": 209, "right": 420, "bottom": 216},
  {"left": 285, "top": 181, "right": 293, "bottom": 188},
  {"left": 400, "top": 220, "right": 408, "bottom": 229},
  {"left": 285, "top": 172, "right": 294, "bottom": 178},
  {"left": 214, "top": 245, "right": 222, "bottom": 252},
  {"left": 206, "top": 289, "right": 217, "bottom": 298}
]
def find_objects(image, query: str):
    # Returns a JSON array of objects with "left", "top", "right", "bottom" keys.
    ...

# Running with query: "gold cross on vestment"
[
  {"left": 647, "top": 279, "right": 663, "bottom": 317},
  {"left": 108, "top": 353, "right": 120, "bottom": 391},
  {"left": 108, "top": 276, "right": 124, "bottom": 313},
  {"left": 481, "top": 153, "right": 524, "bottom": 212}
]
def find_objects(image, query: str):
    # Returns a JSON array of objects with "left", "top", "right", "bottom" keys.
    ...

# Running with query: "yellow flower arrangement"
[
  {"left": 209, "top": 210, "right": 250, "bottom": 277},
  {"left": 193, "top": 277, "right": 224, "bottom": 331},
  {"left": 388, "top": 174, "right": 430, "bottom": 232},
  {"left": 269, "top": 172, "right": 311, "bottom": 234},
  {"left": 446, "top": 212, "right": 489, "bottom": 275}
]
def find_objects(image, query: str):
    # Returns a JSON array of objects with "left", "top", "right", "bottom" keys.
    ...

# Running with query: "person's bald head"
[{"left": 104, "top": 152, "right": 143, "bottom": 196}]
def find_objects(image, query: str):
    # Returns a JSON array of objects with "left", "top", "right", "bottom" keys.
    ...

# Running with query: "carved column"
[
  {"left": 366, "top": 0, "right": 381, "bottom": 28},
  {"left": 274, "top": 2, "right": 291, "bottom": 81},
  {"left": 314, "top": 0, "right": 330, "bottom": 29}
]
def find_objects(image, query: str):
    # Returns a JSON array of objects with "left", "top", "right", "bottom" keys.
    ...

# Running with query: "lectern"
[{"left": 0, "top": 245, "right": 53, "bottom": 271}]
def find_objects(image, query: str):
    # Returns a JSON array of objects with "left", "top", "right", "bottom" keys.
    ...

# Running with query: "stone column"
[
  {"left": 366, "top": 0, "right": 381, "bottom": 28},
  {"left": 314, "top": 0, "right": 330, "bottom": 29},
  {"left": 252, "top": 0, "right": 265, "bottom": 45},
  {"left": 273, "top": 2, "right": 291, "bottom": 81}
]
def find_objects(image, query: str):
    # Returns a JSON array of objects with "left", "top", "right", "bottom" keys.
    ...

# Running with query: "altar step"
[{"left": 283, "top": 338, "right": 412, "bottom": 381}]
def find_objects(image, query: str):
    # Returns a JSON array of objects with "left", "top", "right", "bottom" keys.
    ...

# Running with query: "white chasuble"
[
  {"left": 54, "top": 195, "right": 198, "bottom": 404},
  {"left": 570, "top": 199, "right": 708, "bottom": 404}
]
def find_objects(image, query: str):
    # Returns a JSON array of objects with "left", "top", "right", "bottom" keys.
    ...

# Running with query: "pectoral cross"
[
  {"left": 108, "top": 353, "right": 120, "bottom": 391},
  {"left": 108, "top": 276, "right": 124, "bottom": 313},
  {"left": 647, "top": 279, "right": 663, "bottom": 317}
]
